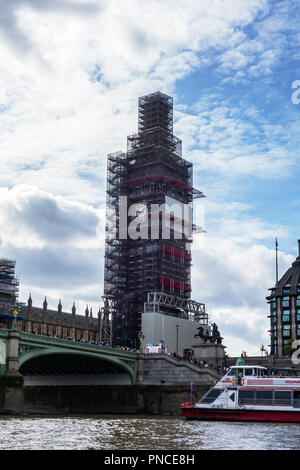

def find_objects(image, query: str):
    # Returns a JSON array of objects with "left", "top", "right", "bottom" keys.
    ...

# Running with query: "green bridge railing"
[{"left": 0, "top": 329, "right": 138, "bottom": 384}]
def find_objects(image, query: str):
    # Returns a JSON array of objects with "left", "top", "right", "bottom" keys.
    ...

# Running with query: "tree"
[{"left": 284, "top": 339, "right": 295, "bottom": 356}]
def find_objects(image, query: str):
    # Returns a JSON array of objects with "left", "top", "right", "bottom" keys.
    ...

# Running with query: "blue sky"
[{"left": 0, "top": 0, "right": 299, "bottom": 355}]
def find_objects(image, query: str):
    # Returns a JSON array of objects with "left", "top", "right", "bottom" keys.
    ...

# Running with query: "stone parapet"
[{"left": 137, "top": 353, "right": 220, "bottom": 385}]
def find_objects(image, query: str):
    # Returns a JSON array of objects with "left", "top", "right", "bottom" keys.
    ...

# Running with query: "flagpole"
[
  {"left": 190, "top": 383, "right": 198, "bottom": 402},
  {"left": 275, "top": 238, "right": 279, "bottom": 286}
]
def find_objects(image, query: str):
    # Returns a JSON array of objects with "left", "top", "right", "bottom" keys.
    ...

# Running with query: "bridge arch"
[{"left": 19, "top": 348, "right": 135, "bottom": 385}]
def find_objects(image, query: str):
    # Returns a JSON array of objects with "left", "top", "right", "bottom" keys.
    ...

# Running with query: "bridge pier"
[
  {"left": 5, "top": 329, "right": 22, "bottom": 376},
  {"left": 136, "top": 353, "right": 144, "bottom": 384},
  {"left": 0, "top": 329, "right": 24, "bottom": 414}
]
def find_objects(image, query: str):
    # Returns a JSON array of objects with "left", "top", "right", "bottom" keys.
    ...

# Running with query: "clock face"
[{"left": 132, "top": 202, "right": 147, "bottom": 221}]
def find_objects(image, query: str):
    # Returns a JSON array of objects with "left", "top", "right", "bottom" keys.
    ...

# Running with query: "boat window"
[
  {"left": 239, "top": 390, "right": 255, "bottom": 404},
  {"left": 274, "top": 391, "right": 291, "bottom": 406},
  {"left": 200, "top": 389, "right": 222, "bottom": 403},
  {"left": 256, "top": 390, "right": 273, "bottom": 405},
  {"left": 226, "top": 368, "right": 238, "bottom": 377},
  {"left": 244, "top": 369, "right": 253, "bottom": 376},
  {"left": 293, "top": 391, "right": 300, "bottom": 407},
  {"left": 227, "top": 368, "right": 244, "bottom": 377}
]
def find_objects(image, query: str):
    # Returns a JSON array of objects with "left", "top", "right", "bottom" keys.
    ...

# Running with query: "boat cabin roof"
[{"left": 229, "top": 365, "right": 267, "bottom": 370}]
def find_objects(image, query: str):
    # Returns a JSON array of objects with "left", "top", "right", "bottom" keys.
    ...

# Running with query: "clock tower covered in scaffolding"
[{"left": 101, "top": 91, "right": 208, "bottom": 349}]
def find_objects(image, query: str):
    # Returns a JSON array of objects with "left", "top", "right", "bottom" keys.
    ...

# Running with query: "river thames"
[{"left": 0, "top": 415, "right": 299, "bottom": 450}]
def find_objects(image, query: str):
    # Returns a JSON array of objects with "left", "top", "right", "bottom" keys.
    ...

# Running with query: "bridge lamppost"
[
  {"left": 176, "top": 324, "right": 179, "bottom": 354},
  {"left": 11, "top": 302, "right": 22, "bottom": 331},
  {"left": 138, "top": 331, "right": 145, "bottom": 353},
  {"left": 12, "top": 309, "right": 18, "bottom": 331},
  {"left": 260, "top": 344, "right": 268, "bottom": 357}
]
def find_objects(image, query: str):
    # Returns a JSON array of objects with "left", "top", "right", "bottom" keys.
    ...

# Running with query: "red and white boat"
[{"left": 181, "top": 365, "right": 300, "bottom": 423}]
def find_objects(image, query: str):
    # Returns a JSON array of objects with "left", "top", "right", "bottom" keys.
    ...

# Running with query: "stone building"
[
  {"left": 267, "top": 239, "right": 300, "bottom": 356},
  {"left": 16, "top": 295, "right": 101, "bottom": 343},
  {"left": 0, "top": 258, "right": 100, "bottom": 343}
]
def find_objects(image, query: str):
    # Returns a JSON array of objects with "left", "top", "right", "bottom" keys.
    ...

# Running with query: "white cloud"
[
  {"left": 191, "top": 234, "right": 294, "bottom": 355},
  {"left": 175, "top": 99, "right": 296, "bottom": 181},
  {"left": 0, "top": 184, "right": 105, "bottom": 317},
  {"left": 0, "top": 184, "right": 104, "bottom": 249},
  {"left": 0, "top": 0, "right": 276, "bottom": 200}
]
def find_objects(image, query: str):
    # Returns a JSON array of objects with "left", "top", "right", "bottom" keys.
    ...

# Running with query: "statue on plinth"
[{"left": 194, "top": 322, "right": 223, "bottom": 344}]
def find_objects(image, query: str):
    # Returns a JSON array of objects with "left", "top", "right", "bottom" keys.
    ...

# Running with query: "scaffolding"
[
  {"left": 99, "top": 296, "right": 116, "bottom": 347},
  {"left": 138, "top": 91, "right": 173, "bottom": 134},
  {"left": 127, "top": 174, "right": 205, "bottom": 199},
  {"left": 104, "top": 151, "right": 127, "bottom": 299},
  {"left": 0, "top": 259, "right": 19, "bottom": 318},
  {"left": 103, "top": 91, "right": 207, "bottom": 347},
  {"left": 144, "top": 291, "right": 208, "bottom": 324}
]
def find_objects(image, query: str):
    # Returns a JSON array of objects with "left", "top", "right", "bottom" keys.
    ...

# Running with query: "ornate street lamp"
[{"left": 138, "top": 331, "right": 145, "bottom": 352}]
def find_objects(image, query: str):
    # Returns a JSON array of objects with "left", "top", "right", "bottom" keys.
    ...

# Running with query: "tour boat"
[{"left": 181, "top": 365, "right": 300, "bottom": 423}]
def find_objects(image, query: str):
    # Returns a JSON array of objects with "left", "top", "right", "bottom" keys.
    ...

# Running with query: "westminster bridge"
[
  {"left": 0, "top": 329, "right": 137, "bottom": 385},
  {"left": 0, "top": 328, "right": 220, "bottom": 414}
]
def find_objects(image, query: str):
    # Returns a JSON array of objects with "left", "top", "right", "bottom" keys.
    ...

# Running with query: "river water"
[{"left": 0, "top": 415, "right": 299, "bottom": 450}]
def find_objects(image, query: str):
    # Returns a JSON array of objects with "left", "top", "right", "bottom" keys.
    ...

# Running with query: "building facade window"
[
  {"left": 282, "top": 311, "right": 291, "bottom": 322},
  {"left": 282, "top": 324, "right": 291, "bottom": 337},
  {"left": 282, "top": 297, "right": 290, "bottom": 307}
]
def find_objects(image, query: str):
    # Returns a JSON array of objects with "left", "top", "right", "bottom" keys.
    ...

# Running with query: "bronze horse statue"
[{"left": 194, "top": 322, "right": 223, "bottom": 344}]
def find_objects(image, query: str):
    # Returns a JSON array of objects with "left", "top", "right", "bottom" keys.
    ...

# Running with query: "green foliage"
[{"left": 284, "top": 339, "right": 295, "bottom": 356}]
